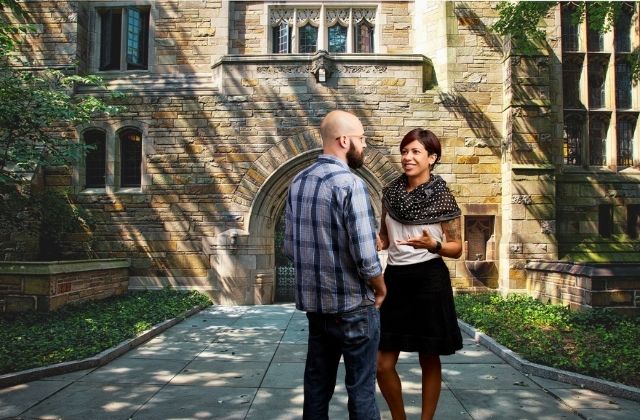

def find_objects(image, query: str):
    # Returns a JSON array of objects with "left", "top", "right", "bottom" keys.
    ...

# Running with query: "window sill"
[
  {"left": 561, "top": 165, "right": 640, "bottom": 175},
  {"left": 80, "top": 187, "right": 107, "bottom": 194},
  {"left": 116, "top": 187, "right": 143, "bottom": 194},
  {"left": 561, "top": 166, "right": 615, "bottom": 173},
  {"left": 79, "top": 187, "right": 143, "bottom": 194}
]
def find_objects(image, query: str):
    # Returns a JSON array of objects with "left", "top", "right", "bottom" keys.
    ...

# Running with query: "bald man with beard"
[{"left": 284, "top": 110, "right": 386, "bottom": 419}]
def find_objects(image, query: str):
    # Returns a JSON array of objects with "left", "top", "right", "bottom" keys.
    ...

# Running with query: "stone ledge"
[
  {"left": 526, "top": 260, "right": 640, "bottom": 278},
  {"left": 0, "top": 304, "right": 206, "bottom": 388},
  {"left": 0, "top": 259, "right": 130, "bottom": 276},
  {"left": 458, "top": 319, "right": 640, "bottom": 402}
]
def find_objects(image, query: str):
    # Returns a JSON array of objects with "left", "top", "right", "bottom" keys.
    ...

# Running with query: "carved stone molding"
[
  {"left": 336, "top": 64, "right": 387, "bottom": 74},
  {"left": 256, "top": 65, "right": 311, "bottom": 74}
]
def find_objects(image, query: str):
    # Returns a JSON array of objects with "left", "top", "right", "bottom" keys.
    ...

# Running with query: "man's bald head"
[{"left": 320, "top": 110, "right": 363, "bottom": 147}]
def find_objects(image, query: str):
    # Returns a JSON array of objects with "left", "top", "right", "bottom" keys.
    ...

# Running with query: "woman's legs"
[
  {"left": 376, "top": 350, "right": 405, "bottom": 420},
  {"left": 418, "top": 353, "right": 442, "bottom": 420}
]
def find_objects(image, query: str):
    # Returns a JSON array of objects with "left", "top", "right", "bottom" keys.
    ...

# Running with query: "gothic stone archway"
[{"left": 236, "top": 129, "right": 399, "bottom": 304}]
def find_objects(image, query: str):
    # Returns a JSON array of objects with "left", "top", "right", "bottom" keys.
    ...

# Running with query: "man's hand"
[{"left": 368, "top": 274, "right": 387, "bottom": 309}]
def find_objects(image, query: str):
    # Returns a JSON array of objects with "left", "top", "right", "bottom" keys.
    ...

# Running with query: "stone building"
[{"left": 4, "top": 1, "right": 640, "bottom": 312}]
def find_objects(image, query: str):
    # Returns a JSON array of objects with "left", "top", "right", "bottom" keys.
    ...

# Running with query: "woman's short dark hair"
[{"left": 399, "top": 128, "right": 441, "bottom": 167}]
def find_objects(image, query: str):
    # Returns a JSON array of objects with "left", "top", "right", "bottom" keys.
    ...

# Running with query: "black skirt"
[{"left": 379, "top": 257, "right": 463, "bottom": 355}]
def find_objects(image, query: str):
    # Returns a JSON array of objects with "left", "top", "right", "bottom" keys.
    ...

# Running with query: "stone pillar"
[
  {"left": 501, "top": 42, "right": 558, "bottom": 294},
  {"left": 203, "top": 229, "right": 274, "bottom": 305}
]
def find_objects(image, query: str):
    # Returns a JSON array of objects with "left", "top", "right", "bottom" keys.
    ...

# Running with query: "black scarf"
[{"left": 382, "top": 174, "right": 461, "bottom": 225}]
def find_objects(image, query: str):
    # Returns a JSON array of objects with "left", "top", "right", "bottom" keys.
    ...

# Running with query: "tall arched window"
[
  {"left": 563, "top": 57, "right": 583, "bottom": 109},
  {"left": 588, "top": 58, "right": 608, "bottom": 109},
  {"left": 84, "top": 129, "right": 106, "bottom": 188},
  {"left": 120, "top": 128, "right": 142, "bottom": 187},
  {"left": 617, "top": 117, "right": 636, "bottom": 167},
  {"left": 561, "top": 4, "right": 580, "bottom": 51},
  {"left": 589, "top": 117, "right": 609, "bottom": 166},
  {"left": 564, "top": 115, "right": 584, "bottom": 165},
  {"left": 615, "top": 3, "right": 633, "bottom": 52},
  {"left": 616, "top": 60, "right": 632, "bottom": 109}
]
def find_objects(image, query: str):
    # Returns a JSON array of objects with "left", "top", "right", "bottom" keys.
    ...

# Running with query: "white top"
[{"left": 385, "top": 213, "right": 443, "bottom": 266}]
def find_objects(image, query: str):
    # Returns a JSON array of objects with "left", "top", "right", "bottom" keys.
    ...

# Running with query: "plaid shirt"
[{"left": 284, "top": 155, "right": 382, "bottom": 314}]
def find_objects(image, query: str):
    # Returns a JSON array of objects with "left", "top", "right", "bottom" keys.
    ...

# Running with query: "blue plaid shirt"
[{"left": 284, "top": 155, "right": 382, "bottom": 314}]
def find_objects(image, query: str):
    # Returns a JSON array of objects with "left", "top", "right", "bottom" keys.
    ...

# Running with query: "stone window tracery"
[{"left": 269, "top": 5, "right": 377, "bottom": 54}]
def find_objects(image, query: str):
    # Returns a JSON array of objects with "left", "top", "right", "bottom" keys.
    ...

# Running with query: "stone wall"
[
  {"left": 2, "top": 1, "right": 510, "bottom": 304},
  {"left": 0, "top": 259, "right": 130, "bottom": 312},
  {"left": 527, "top": 261, "right": 640, "bottom": 316},
  {"left": 3, "top": 1, "right": 637, "bottom": 305}
]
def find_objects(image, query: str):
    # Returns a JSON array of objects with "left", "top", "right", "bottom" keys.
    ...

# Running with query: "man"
[{"left": 284, "top": 110, "right": 387, "bottom": 419}]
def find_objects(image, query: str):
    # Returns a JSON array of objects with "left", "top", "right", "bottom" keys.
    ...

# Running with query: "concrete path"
[{"left": 1, "top": 304, "right": 639, "bottom": 419}]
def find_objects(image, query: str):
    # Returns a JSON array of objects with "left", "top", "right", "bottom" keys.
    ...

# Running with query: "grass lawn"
[
  {"left": 0, "top": 289, "right": 211, "bottom": 375},
  {"left": 454, "top": 293, "right": 640, "bottom": 388}
]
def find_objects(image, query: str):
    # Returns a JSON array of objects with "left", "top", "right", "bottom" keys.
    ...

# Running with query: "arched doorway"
[
  {"left": 241, "top": 131, "right": 398, "bottom": 304},
  {"left": 273, "top": 211, "right": 295, "bottom": 302}
]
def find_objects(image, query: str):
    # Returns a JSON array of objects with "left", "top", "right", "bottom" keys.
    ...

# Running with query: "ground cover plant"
[
  {"left": 0, "top": 289, "right": 211, "bottom": 374},
  {"left": 454, "top": 293, "right": 640, "bottom": 388}
]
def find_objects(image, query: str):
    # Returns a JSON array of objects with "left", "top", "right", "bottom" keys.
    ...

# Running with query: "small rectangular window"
[
  {"left": 627, "top": 205, "right": 640, "bottom": 239},
  {"left": 598, "top": 204, "right": 613, "bottom": 237}
]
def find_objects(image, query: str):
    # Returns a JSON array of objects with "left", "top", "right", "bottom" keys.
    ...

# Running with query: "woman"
[{"left": 376, "top": 128, "right": 463, "bottom": 420}]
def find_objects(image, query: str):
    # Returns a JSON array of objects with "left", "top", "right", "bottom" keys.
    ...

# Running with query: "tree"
[
  {"left": 0, "top": 0, "right": 124, "bottom": 259},
  {"left": 0, "top": 0, "right": 123, "bottom": 184}
]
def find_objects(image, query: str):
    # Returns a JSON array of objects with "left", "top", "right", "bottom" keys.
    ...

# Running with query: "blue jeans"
[{"left": 303, "top": 304, "right": 381, "bottom": 420}]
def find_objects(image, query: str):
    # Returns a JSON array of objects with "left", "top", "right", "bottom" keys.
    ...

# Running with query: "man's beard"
[{"left": 346, "top": 141, "right": 364, "bottom": 169}]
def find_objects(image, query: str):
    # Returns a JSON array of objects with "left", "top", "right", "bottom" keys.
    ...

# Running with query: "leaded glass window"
[
  {"left": 616, "top": 61, "right": 632, "bottom": 109},
  {"left": 120, "top": 129, "right": 142, "bottom": 187},
  {"left": 328, "top": 23, "right": 347, "bottom": 53},
  {"left": 588, "top": 59, "right": 607, "bottom": 109},
  {"left": 589, "top": 118, "right": 608, "bottom": 166},
  {"left": 588, "top": 27, "right": 604, "bottom": 51},
  {"left": 272, "top": 22, "right": 291, "bottom": 53},
  {"left": 617, "top": 117, "right": 635, "bottom": 167},
  {"left": 564, "top": 115, "right": 583, "bottom": 165},
  {"left": 299, "top": 23, "right": 318, "bottom": 53},
  {"left": 270, "top": 6, "right": 375, "bottom": 54},
  {"left": 615, "top": 4, "right": 633, "bottom": 52},
  {"left": 99, "top": 6, "right": 149, "bottom": 71},
  {"left": 355, "top": 19, "right": 374, "bottom": 53},
  {"left": 562, "top": 4, "right": 580, "bottom": 51}
]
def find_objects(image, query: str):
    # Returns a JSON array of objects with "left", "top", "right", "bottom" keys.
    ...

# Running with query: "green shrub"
[
  {"left": 0, "top": 289, "right": 211, "bottom": 374},
  {"left": 454, "top": 293, "right": 640, "bottom": 388}
]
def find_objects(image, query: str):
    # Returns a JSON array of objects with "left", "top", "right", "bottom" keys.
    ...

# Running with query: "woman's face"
[{"left": 401, "top": 139, "right": 437, "bottom": 178}]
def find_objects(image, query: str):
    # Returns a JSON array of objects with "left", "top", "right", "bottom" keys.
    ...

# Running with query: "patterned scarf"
[{"left": 382, "top": 174, "right": 461, "bottom": 225}]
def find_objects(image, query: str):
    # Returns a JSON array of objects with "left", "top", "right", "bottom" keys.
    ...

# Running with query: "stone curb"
[
  {"left": 458, "top": 319, "right": 640, "bottom": 402},
  {"left": 0, "top": 305, "right": 206, "bottom": 389}
]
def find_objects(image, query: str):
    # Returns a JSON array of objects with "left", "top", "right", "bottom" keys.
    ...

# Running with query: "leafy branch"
[{"left": 492, "top": 1, "right": 640, "bottom": 82}]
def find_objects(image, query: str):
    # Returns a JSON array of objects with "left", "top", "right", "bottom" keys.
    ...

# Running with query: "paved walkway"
[{"left": 1, "top": 304, "right": 639, "bottom": 419}]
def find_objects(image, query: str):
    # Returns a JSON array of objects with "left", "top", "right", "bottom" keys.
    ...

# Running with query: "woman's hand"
[
  {"left": 395, "top": 217, "right": 463, "bottom": 258},
  {"left": 395, "top": 229, "right": 438, "bottom": 252}
]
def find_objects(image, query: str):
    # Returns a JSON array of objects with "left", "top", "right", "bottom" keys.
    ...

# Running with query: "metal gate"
[{"left": 274, "top": 212, "right": 295, "bottom": 302}]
